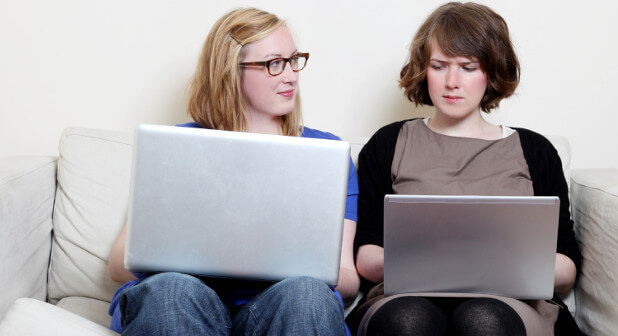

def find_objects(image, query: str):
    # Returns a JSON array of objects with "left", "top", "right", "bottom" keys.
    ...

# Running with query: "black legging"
[{"left": 366, "top": 296, "right": 526, "bottom": 336}]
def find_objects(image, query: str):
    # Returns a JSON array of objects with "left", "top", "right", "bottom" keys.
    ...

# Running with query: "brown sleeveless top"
[{"left": 391, "top": 119, "right": 534, "bottom": 196}]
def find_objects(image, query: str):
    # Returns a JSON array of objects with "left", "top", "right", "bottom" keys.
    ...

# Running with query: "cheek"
[
  {"left": 426, "top": 71, "right": 441, "bottom": 97},
  {"left": 470, "top": 74, "right": 488, "bottom": 96},
  {"left": 242, "top": 73, "right": 268, "bottom": 103}
]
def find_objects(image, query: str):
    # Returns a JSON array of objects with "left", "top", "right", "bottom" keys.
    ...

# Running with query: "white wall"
[{"left": 1, "top": 0, "right": 616, "bottom": 169}]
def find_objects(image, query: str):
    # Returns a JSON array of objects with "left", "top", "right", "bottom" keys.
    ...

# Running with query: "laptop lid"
[
  {"left": 125, "top": 124, "right": 350, "bottom": 286},
  {"left": 383, "top": 195, "right": 559, "bottom": 299}
]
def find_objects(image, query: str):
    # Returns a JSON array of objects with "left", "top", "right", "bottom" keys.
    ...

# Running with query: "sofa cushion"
[
  {"left": 0, "top": 156, "right": 56, "bottom": 320},
  {"left": 56, "top": 296, "right": 113, "bottom": 328},
  {"left": 0, "top": 298, "right": 118, "bottom": 335},
  {"left": 570, "top": 168, "right": 618, "bottom": 336},
  {"left": 48, "top": 128, "right": 133, "bottom": 305}
]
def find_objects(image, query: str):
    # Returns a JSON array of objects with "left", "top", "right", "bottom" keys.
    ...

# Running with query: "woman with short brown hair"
[{"left": 350, "top": 2, "right": 581, "bottom": 335}]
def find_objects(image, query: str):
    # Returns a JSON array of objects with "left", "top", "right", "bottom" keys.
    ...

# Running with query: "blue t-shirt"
[{"left": 109, "top": 123, "right": 359, "bottom": 333}]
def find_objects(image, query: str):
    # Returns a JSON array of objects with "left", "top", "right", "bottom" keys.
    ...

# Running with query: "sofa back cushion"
[
  {"left": 0, "top": 156, "right": 56, "bottom": 319},
  {"left": 48, "top": 127, "right": 133, "bottom": 304},
  {"left": 570, "top": 169, "right": 618, "bottom": 335}
]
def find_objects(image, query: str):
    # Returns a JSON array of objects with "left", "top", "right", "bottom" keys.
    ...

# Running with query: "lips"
[
  {"left": 278, "top": 89, "right": 295, "bottom": 98},
  {"left": 443, "top": 95, "right": 462, "bottom": 103}
]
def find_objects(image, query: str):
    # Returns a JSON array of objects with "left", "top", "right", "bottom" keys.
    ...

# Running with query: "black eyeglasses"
[{"left": 240, "top": 53, "right": 310, "bottom": 76}]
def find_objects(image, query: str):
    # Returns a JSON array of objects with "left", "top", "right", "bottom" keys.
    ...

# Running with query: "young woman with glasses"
[
  {"left": 348, "top": 2, "right": 582, "bottom": 335},
  {"left": 107, "top": 8, "right": 359, "bottom": 335}
]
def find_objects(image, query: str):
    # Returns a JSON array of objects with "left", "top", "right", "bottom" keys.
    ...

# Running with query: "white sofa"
[{"left": 0, "top": 127, "right": 616, "bottom": 335}]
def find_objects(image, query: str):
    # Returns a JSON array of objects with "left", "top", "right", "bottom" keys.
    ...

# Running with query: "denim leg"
[
  {"left": 120, "top": 272, "right": 231, "bottom": 336},
  {"left": 232, "top": 276, "right": 347, "bottom": 336}
]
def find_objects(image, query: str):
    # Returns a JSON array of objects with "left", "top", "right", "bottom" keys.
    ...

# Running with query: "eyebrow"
[
  {"left": 430, "top": 58, "right": 479, "bottom": 66},
  {"left": 262, "top": 50, "right": 299, "bottom": 59}
]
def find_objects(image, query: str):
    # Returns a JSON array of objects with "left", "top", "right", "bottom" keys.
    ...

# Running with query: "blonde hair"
[{"left": 187, "top": 8, "right": 302, "bottom": 136}]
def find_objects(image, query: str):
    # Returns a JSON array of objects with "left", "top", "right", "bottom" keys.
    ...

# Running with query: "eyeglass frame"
[{"left": 239, "top": 52, "right": 310, "bottom": 76}]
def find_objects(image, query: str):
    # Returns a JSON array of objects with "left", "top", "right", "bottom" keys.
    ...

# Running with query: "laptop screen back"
[
  {"left": 125, "top": 124, "right": 350, "bottom": 285},
  {"left": 383, "top": 195, "right": 559, "bottom": 299}
]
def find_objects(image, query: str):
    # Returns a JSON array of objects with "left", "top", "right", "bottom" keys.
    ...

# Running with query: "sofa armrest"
[
  {"left": 0, "top": 298, "right": 118, "bottom": 335},
  {"left": 570, "top": 168, "right": 618, "bottom": 336},
  {"left": 0, "top": 156, "right": 57, "bottom": 320}
]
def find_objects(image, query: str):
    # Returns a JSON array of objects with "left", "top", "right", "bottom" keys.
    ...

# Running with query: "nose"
[
  {"left": 445, "top": 68, "right": 459, "bottom": 89},
  {"left": 280, "top": 61, "right": 298, "bottom": 83}
]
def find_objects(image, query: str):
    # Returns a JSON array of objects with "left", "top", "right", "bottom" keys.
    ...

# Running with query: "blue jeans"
[{"left": 119, "top": 272, "right": 347, "bottom": 335}]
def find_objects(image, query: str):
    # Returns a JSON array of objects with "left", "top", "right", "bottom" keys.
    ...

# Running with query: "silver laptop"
[
  {"left": 125, "top": 124, "right": 350, "bottom": 286},
  {"left": 383, "top": 195, "right": 560, "bottom": 299}
]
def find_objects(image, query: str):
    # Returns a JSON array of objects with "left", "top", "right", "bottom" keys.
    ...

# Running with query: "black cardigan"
[{"left": 354, "top": 119, "right": 582, "bottom": 276}]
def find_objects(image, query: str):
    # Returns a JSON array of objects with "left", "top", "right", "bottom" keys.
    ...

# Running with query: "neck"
[
  {"left": 247, "top": 113, "right": 282, "bottom": 135},
  {"left": 428, "top": 111, "right": 502, "bottom": 140}
]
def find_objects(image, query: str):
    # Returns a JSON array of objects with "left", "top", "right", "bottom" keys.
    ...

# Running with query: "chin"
[
  {"left": 436, "top": 106, "right": 474, "bottom": 119},
  {"left": 275, "top": 105, "right": 296, "bottom": 117}
]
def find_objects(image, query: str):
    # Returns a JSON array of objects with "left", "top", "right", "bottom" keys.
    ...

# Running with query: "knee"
[
  {"left": 276, "top": 276, "right": 340, "bottom": 310},
  {"left": 122, "top": 272, "right": 219, "bottom": 309},
  {"left": 236, "top": 277, "right": 345, "bottom": 334},
  {"left": 282, "top": 276, "right": 333, "bottom": 295},
  {"left": 452, "top": 298, "right": 525, "bottom": 336},
  {"left": 366, "top": 297, "right": 447, "bottom": 336},
  {"left": 146, "top": 272, "right": 211, "bottom": 294},
  {"left": 120, "top": 273, "right": 231, "bottom": 333}
]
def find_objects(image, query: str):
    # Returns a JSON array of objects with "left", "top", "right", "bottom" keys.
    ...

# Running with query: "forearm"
[
  {"left": 336, "top": 267, "right": 360, "bottom": 305},
  {"left": 554, "top": 253, "right": 576, "bottom": 294},
  {"left": 108, "top": 224, "right": 137, "bottom": 283},
  {"left": 356, "top": 244, "right": 384, "bottom": 284},
  {"left": 336, "top": 219, "right": 360, "bottom": 304}
]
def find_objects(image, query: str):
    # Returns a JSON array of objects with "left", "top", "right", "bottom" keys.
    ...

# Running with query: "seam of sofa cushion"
[
  {"left": 572, "top": 183, "right": 618, "bottom": 198},
  {"left": 571, "top": 171, "right": 618, "bottom": 198},
  {"left": 0, "top": 157, "right": 57, "bottom": 186},
  {"left": 60, "top": 128, "right": 133, "bottom": 148}
]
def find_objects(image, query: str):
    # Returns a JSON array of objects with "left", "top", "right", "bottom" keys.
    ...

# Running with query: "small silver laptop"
[
  {"left": 383, "top": 195, "right": 560, "bottom": 299},
  {"left": 125, "top": 124, "right": 350, "bottom": 286}
]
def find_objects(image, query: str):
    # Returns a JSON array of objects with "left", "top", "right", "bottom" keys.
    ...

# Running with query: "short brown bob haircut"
[{"left": 399, "top": 2, "right": 520, "bottom": 112}]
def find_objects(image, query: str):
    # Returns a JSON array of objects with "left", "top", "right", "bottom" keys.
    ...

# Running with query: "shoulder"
[
  {"left": 301, "top": 126, "right": 341, "bottom": 140},
  {"left": 358, "top": 119, "right": 416, "bottom": 167},
  {"left": 374, "top": 119, "right": 415, "bottom": 138},
  {"left": 512, "top": 127, "right": 554, "bottom": 149},
  {"left": 512, "top": 127, "right": 560, "bottom": 163},
  {"left": 176, "top": 122, "right": 203, "bottom": 128},
  {"left": 512, "top": 127, "right": 564, "bottom": 179},
  {"left": 366, "top": 119, "right": 416, "bottom": 146}
]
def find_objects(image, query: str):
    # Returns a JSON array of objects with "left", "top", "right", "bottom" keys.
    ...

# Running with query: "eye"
[
  {"left": 290, "top": 56, "right": 299, "bottom": 66},
  {"left": 462, "top": 66, "right": 477, "bottom": 72},
  {"left": 269, "top": 59, "right": 284, "bottom": 68},
  {"left": 430, "top": 64, "right": 443, "bottom": 70}
]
